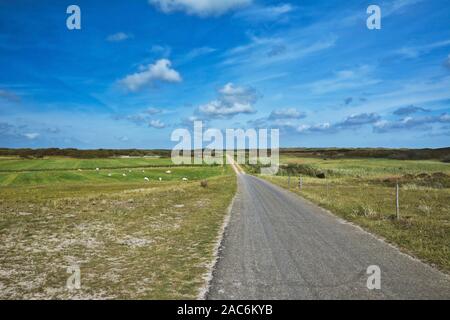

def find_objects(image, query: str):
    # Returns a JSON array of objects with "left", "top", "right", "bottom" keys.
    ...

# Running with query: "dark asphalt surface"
[{"left": 207, "top": 172, "right": 450, "bottom": 300}]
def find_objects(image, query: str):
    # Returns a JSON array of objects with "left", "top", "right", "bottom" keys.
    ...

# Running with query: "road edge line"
[{"left": 197, "top": 175, "right": 239, "bottom": 300}]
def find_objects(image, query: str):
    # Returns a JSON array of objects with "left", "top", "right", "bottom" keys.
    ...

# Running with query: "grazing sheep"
[
  {"left": 123, "top": 173, "right": 127, "bottom": 177},
  {"left": 144, "top": 177, "right": 149, "bottom": 181},
  {"left": 166, "top": 170, "right": 171, "bottom": 174},
  {"left": 158, "top": 177, "right": 162, "bottom": 181},
  {"left": 142, "top": 170, "right": 145, "bottom": 173},
  {"left": 182, "top": 177, "right": 188, "bottom": 181},
  {"left": 96, "top": 168, "right": 100, "bottom": 171},
  {"left": 129, "top": 170, "right": 132, "bottom": 173},
  {"left": 108, "top": 173, "right": 112, "bottom": 177},
  {"left": 78, "top": 169, "right": 82, "bottom": 172}
]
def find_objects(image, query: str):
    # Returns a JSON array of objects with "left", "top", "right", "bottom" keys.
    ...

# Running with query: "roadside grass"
[
  {"left": 0, "top": 159, "right": 236, "bottom": 299},
  {"left": 257, "top": 157, "right": 450, "bottom": 273}
]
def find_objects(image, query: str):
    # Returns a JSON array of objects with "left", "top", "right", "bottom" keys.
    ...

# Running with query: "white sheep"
[
  {"left": 96, "top": 168, "right": 100, "bottom": 171},
  {"left": 123, "top": 173, "right": 127, "bottom": 177},
  {"left": 108, "top": 173, "right": 112, "bottom": 177},
  {"left": 144, "top": 177, "right": 149, "bottom": 182},
  {"left": 158, "top": 177, "right": 162, "bottom": 181},
  {"left": 166, "top": 170, "right": 171, "bottom": 174},
  {"left": 182, "top": 177, "right": 188, "bottom": 181}
]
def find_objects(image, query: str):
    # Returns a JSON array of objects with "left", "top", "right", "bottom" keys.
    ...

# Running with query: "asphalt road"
[{"left": 207, "top": 167, "right": 450, "bottom": 300}]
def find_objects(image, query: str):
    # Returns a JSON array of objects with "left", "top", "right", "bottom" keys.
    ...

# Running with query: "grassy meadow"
[
  {"left": 2, "top": 150, "right": 449, "bottom": 299},
  {"left": 0, "top": 165, "right": 222, "bottom": 188},
  {"left": 0, "top": 156, "right": 174, "bottom": 172},
  {"left": 0, "top": 156, "right": 236, "bottom": 299},
  {"left": 257, "top": 155, "right": 450, "bottom": 273}
]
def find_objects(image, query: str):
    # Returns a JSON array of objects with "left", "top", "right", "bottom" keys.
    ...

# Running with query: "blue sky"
[{"left": 0, "top": 0, "right": 449, "bottom": 149}]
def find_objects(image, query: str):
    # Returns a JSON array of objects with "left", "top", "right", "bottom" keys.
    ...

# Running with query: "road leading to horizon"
[{"left": 207, "top": 162, "right": 450, "bottom": 299}]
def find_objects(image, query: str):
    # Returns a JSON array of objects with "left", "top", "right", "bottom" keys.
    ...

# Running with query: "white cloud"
[
  {"left": 219, "top": 82, "right": 248, "bottom": 96},
  {"left": 372, "top": 115, "right": 438, "bottom": 133},
  {"left": 219, "top": 82, "right": 259, "bottom": 105},
  {"left": 393, "top": 105, "right": 430, "bottom": 115},
  {"left": 269, "top": 108, "right": 306, "bottom": 120},
  {"left": 223, "top": 34, "right": 337, "bottom": 67},
  {"left": 199, "top": 100, "right": 255, "bottom": 117},
  {"left": 305, "top": 75, "right": 450, "bottom": 135},
  {"left": 149, "top": 0, "right": 252, "bottom": 17},
  {"left": 121, "top": 59, "right": 182, "bottom": 91},
  {"left": 145, "top": 107, "right": 163, "bottom": 115},
  {"left": 118, "top": 108, "right": 165, "bottom": 125},
  {"left": 198, "top": 83, "right": 259, "bottom": 118},
  {"left": 149, "top": 119, "right": 166, "bottom": 129},
  {"left": 185, "top": 47, "right": 216, "bottom": 60},
  {"left": 106, "top": 32, "right": 133, "bottom": 42},
  {"left": 186, "top": 115, "right": 201, "bottom": 122},
  {"left": 337, "top": 113, "right": 381, "bottom": 127},
  {"left": 179, "top": 115, "right": 210, "bottom": 127},
  {"left": 440, "top": 113, "right": 450, "bottom": 122},
  {"left": 226, "top": 35, "right": 280, "bottom": 56},
  {"left": 385, "top": 0, "right": 424, "bottom": 16},
  {"left": 306, "top": 65, "right": 380, "bottom": 94},
  {"left": 294, "top": 112, "right": 383, "bottom": 135},
  {"left": 394, "top": 39, "right": 450, "bottom": 59},
  {"left": 23, "top": 133, "right": 40, "bottom": 140},
  {"left": 296, "top": 123, "right": 332, "bottom": 133},
  {"left": 234, "top": 3, "right": 294, "bottom": 22},
  {"left": 338, "top": 76, "right": 450, "bottom": 117}
]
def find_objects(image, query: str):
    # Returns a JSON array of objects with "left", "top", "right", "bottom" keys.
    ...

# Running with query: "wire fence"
[{"left": 276, "top": 174, "right": 449, "bottom": 223}]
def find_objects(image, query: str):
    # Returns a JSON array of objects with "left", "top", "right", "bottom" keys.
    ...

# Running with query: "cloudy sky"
[{"left": 1, "top": 0, "right": 449, "bottom": 149}]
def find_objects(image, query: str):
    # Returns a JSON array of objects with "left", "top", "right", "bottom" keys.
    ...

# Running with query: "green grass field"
[
  {"left": 2, "top": 153, "right": 449, "bottom": 298},
  {"left": 258, "top": 156, "right": 450, "bottom": 273},
  {"left": 0, "top": 165, "right": 222, "bottom": 187},
  {"left": 0, "top": 156, "right": 236, "bottom": 299},
  {"left": 280, "top": 155, "right": 450, "bottom": 177},
  {"left": 0, "top": 156, "right": 173, "bottom": 172}
]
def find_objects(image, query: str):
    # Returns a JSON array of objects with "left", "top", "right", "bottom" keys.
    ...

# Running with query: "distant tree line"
[
  {"left": 279, "top": 147, "right": 450, "bottom": 162},
  {"left": 0, "top": 147, "right": 449, "bottom": 162},
  {"left": 0, "top": 148, "right": 171, "bottom": 159}
]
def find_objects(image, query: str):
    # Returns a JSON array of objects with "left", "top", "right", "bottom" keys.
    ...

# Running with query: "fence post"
[
  {"left": 299, "top": 176, "right": 303, "bottom": 191},
  {"left": 288, "top": 174, "right": 291, "bottom": 188},
  {"left": 396, "top": 182, "right": 400, "bottom": 220}
]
